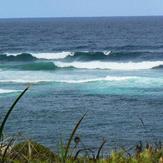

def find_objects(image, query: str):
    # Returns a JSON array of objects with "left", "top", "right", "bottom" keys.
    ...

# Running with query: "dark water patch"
[
  {"left": 114, "top": 45, "right": 163, "bottom": 51},
  {"left": 0, "top": 61, "right": 75, "bottom": 71},
  {"left": 64, "top": 52, "right": 108, "bottom": 61},
  {"left": 15, "top": 62, "right": 58, "bottom": 71},
  {"left": 152, "top": 65, "right": 163, "bottom": 69}
]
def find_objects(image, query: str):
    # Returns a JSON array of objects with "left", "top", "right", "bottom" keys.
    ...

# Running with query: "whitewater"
[
  {"left": 1, "top": 50, "right": 163, "bottom": 91},
  {"left": 54, "top": 60, "right": 163, "bottom": 70}
]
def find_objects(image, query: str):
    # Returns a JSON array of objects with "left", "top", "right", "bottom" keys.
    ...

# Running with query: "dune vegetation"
[{"left": 0, "top": 87, "right": 163, "bottom": 163}]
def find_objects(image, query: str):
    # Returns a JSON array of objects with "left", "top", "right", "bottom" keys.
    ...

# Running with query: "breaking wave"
[
  {"left": 3, "top": 50, "right": 163, "bottom": 62},
  {"left": 1, "top": 60, "right": 163, "bottom": 71},
  {"left": 54, "top": 61, "right": 163, "bottom": 70},
  {"left": 3, "top": 52, "right": 73, "bottom": 60},
  {"left": 0, "top": 53, "right": 37, "bottom": 61},
  {"left": 1, "top": 51, "right": 163, "bottom": 71}
]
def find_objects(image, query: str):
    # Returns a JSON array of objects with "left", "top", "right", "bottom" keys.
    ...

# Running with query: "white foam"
[
  {"left": 34, "top": 51, "right": 111, "bottom": 59},
  {"left": 55, "top": 76, "right": 138, "bottom": 83},
  {"left": 6, "top": 52, "right": 74, "bottom": 60},
  {"left": 0, "top": 79, "right": 54, "bottom": 84},
  {"left": 31, "top": 52, "right": 75, "bottom": 59},
  {"left": 0, "top": 89, "right": 21, "bottom": 94},
  {"left": 103, "top": 51, "right": 112, "bottom": 55},
  {"left": 6, "top": 53, "right": 19, "bottom": 57},
  {"left": 5, "top": 51, "right": 112, "bottom": 60},
  {"left": 54, "top": 61, "right": 163, "bottom": 70},
  {"left": 0, "top": 76, "right": 140, "bottom": 84}
]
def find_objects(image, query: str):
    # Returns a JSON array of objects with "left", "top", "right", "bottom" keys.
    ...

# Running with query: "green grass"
[
  {"left": 2, "top": 141, "right": 163, "bottom": 163},
  {"left": 1, "top": 87, "right": 163, "bottom": 163}
]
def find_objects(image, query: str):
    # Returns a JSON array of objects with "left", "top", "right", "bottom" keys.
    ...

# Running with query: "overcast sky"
[{"left": 0, "top": 0, "right": 163, "bottom": 18}]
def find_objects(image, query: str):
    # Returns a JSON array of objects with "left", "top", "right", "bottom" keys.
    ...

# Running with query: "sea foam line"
[
  {"left": 54, "top": 61, "right": 163, "bottom": 70},
  {"left": 5, "top": 51, "right": 112, "bottom": 60},
  {"left": 0, "top": 79, "right": 54, "bottom": 84},
  {"left": 0, "top": 76, "right": 151, "bottom": 84},
  {"left": 0, "top": 89, "right": 22, "bottom": 94},
  {"left": 54, "top": 76, "right": 138, "bottom": 83}
]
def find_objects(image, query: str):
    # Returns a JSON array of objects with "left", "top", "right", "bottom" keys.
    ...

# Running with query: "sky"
[{"left": 0, "top": 0, "right": 163, "bottom": 18}]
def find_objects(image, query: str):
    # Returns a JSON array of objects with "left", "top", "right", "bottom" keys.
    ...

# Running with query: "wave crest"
[
  {"left": 63, "top": 51, "right": 111, "bottom": 61},
  {"left": 0, "top": 53, "right": 37, "bottom": 61},
  {"left": 14, "top": 62, "right": 58, "bottom": 71},
  {"left": 3, "top": 50, "right": 163, "bottom": 62}
]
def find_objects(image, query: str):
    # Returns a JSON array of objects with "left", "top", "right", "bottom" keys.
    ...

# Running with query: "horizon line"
[{"left": 0, "top": 15, "right": 163, "bottom": 19}]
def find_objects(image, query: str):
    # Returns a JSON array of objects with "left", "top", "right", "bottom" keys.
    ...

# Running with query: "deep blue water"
[{"left": 1, "top": 16, "right": 163, "bottom": 152}]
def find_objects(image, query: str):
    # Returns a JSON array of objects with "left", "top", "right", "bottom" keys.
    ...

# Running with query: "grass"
[{"left": 0, "top": 87, "right": 163, "bottom": 162}]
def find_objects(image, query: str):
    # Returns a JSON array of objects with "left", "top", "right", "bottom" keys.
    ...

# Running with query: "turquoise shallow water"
[
  {"left": 1, "top": 17, "right": 163, "bottom": 151},
  {"left": 1, "top": 67, "right": 163, "bottom": 151}
]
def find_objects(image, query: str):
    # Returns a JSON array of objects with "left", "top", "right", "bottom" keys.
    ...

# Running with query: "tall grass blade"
[
  {"left": 74, "top": 148, "right": 94, "bottom": 160},
  {"left": 96, "top": 139, "right": 106, "bottom": 160},
  {"left": 63, "top": 112, "right": 87, "bottom": 161},
  {"left": 0, "top": 87, "right": 29, "bottom": 140},
  {"left": 1, "top": 138, "right": 14, "bottom": 163}
]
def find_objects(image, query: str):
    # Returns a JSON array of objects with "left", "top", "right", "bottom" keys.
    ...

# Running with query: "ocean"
[{"left": 0, "top": 16, "right": 163, "bottom": 151}]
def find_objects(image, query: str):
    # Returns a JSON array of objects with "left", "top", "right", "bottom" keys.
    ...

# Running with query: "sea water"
[{"left": 0, "top": 17, "right": 163, "bottom": 151}]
